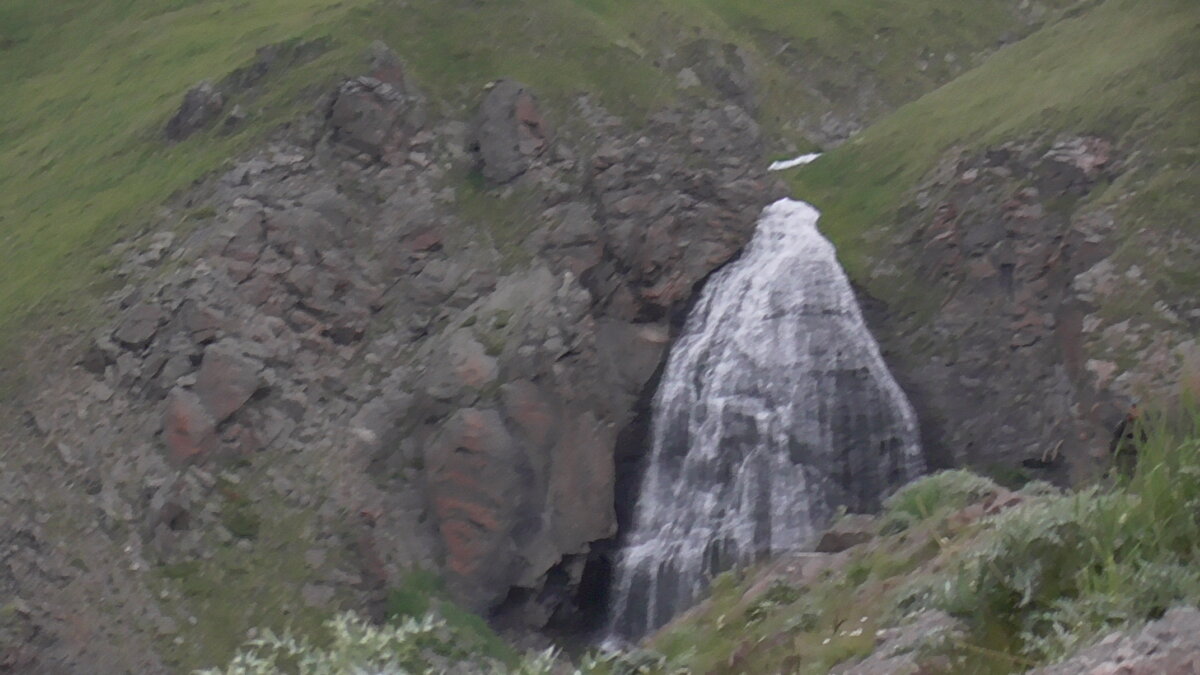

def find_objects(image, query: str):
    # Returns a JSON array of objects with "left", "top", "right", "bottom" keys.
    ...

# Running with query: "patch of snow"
[{"left": 768, "top": 152, "right": 822, "bottom": 171}]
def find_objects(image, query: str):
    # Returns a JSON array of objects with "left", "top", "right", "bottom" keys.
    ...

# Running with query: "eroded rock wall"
[
  {"left": 864, "top": 135, "right": 1200, "bottom": 484},
  {"left": 0, "top": 55, "right": 781, "bottom": 669}
]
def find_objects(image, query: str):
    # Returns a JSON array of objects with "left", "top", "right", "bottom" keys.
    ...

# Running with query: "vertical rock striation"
[{"left": 608, "top": 199, "right": 923, "bottom": 639}]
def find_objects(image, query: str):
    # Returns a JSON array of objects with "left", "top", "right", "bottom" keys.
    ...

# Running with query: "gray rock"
[
  {"left": 194, "top": 341, "right": 262, "bottom": 423},
  {"left": 470, "top": 80, "right": 550, "bottom": 183},
  {"left": 113, "top": 303, "right": 165, "bottom": 349},
  {"left": 327, "top": 77, "right": 423, "bottom": 160},
  {"left": 165, "top": 81, "right": 225, "bottom": 141},
  {"left": 815, "top": 514, "right": 878, "bottom": 553}
]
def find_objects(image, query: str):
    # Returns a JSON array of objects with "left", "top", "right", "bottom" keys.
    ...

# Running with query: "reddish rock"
[
  {"left": 425, "top": 408, "right": 526, "bottom": 608},
  {"left": 194, "top": 342, "right": 262, "bottom": 423},
  {"left": 547, "top": 413, "right": 616, "bottom": 550},
  {"left": 163, "top": 388, "right": 219, "bottom": 463},
  {"left": 407, "top": 230, "right": 442, "bottom": 252},
  {"left": 365, "top": 41, "right": 406, "bottom": 89},
  {"left": 501, "top": 381, "right": 559, "bottom": 449}
]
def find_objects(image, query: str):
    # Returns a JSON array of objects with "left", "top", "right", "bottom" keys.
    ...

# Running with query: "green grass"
[
  {"left": 788, "top": 0, "right": 1200, "bottom": 302},
  {"left": 152, "top": 504, "right": 336, "bottom": 672},
  {"left": 0, "top": 0, "right": 1081, "bottom": 380},
  {"left": 0, "top": 0, "right": 369, "bottom": 364},
  {"left": 880, "top": 469, "right": 1001, "bottom": 533},
  {"left": 934, "top": 407, "right": 1200, "bottom": 661}
]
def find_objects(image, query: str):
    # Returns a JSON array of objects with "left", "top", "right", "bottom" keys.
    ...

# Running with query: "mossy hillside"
[
  {"left": 787, "top": 0, "right": 1200, "bottom": 316},
  {"left": 0, "top": 0, "right": 1082, "bottom": 380}
]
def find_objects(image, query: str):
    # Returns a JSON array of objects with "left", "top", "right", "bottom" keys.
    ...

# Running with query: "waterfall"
[{"left": 606, "top": 198, "right": 924, "bottom": 640}]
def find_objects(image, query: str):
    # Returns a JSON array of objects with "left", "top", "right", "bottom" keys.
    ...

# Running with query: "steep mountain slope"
[
  {"left": 2, "top": 0, "right": 1195, "bottom": 672},
  {"left": 789, "top": 0, "right": 1200, "bottom": 481},
  {"left": 0, "top": 0, "right": 1072, "bottom": 376}
]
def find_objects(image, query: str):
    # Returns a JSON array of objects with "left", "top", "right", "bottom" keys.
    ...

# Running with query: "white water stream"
[{"left": 606, "top": 198, "right": 924, "bottom": 639}]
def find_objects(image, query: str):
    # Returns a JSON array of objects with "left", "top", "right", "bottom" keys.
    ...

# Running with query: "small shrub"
[
  {"left": 744, "top": 581, "right": 803, "bottom": 624},
  {"left": 881, "top": 470, "right": 1000, "bottom": 533},
  {"left": 934, "top": 407, "right": 1200, "bottom": 661}
]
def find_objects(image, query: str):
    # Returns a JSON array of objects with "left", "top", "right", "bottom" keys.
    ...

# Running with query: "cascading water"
[{"left": 606, "top": 198, "right": 924, "bottom": 640}]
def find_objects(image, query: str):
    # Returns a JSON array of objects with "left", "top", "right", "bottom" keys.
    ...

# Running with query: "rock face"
[
  {"left": 861, "top": 135, "right": 1199, "bottom": 484},
  {"left": 1, "top": 45, "right": 784, "bottom": 669}
]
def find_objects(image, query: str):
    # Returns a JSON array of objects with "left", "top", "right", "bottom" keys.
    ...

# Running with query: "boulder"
[
  {"left": 365, "top": 40, "right": 407, "bottom": 88},
  {"left": 424, "top": 408, "right": 531, "bottom": 609},
  {"left": 678, "top": 39, "right": 758, "bottom": 113},
  {"left": 470, "top": 80, "right": 550, "bottom": 183},
  {"left": 165, "top": 81, "right": 225, "bottom": 141},
  {"left": 815, "top": 514, "right": 878, "bottom": 553},
  {"left": 193, "top": 341, "right": 262, "bottom": 423},
  {"left": 162, "top": 388, "right": 219, "bottom": 463},
  {"left": 327, "top": 76, "right": 423, "bottom": 160},
  {"left": 113, "top": 302, "right": 164, "bottom": 349}
]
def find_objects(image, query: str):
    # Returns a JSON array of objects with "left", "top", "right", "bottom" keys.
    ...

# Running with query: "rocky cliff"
[
  {"left": 1, "top": 0, "right": 1196, "bottom": 672},
  {"left": 1, "top": 46, "right": 785, "bottom": 671}
]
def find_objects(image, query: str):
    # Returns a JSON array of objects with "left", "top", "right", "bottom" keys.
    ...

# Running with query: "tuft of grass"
[{"left": 881, "top": 469, "right": 1001, "bottom": 533}]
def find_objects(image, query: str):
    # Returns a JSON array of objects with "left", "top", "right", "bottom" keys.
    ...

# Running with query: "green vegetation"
[
  {"left": 151, "top": 494, "right": 338, "bottom": 672},
  {"left": 789, "top": 0, "right": 1200, "bottom": 304},
  {"left": 0, "top": 0, "right": 1076, "bottom": 375},
  {"left": 936, "top": 410, "right": 1200, "bottom": 661},
  {"left": 383, "top": 570, "right": 519, "bottom": 666},
  {"left": 880, "top": 469, "right": 1001, "bottom": 533},
  {"left": 645, "top": 406, "right": 1200, "bottom": 673},
  {"left": 199, "top": 612, "right": 546, "bottom": 675}
]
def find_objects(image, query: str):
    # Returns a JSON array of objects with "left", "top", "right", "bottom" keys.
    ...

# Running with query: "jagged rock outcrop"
[
  {"left": 328, "top": 76, "right": 425, "bottom": 162},
  {"left": 1, "top": 47, "right": 782, "bottom": 669},
  {"left": 165, "top": 82, "right": 225, "bottom": 141},
  {"left": 863, "top": 134, "right": 1199, "bottom": 483},
  {"left": 470, "top": 80, "right": 551, "bottom": 183}
]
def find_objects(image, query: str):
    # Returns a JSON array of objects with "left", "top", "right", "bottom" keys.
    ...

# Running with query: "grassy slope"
[
  {"left": 788, "top": 0, "right": 1200, "bottom": 304},
  {"left": 0, "top": 0, "right": 1074, "bottom": 375},
  {"left": 650, "top": 409, "right": 1200, "bottom": 674}
]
